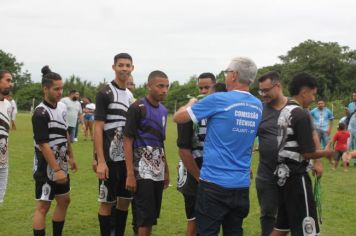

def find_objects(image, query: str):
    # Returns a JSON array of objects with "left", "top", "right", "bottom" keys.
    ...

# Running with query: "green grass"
[{"left": 1, "top": 113, "right": 356, "bottom": 235}]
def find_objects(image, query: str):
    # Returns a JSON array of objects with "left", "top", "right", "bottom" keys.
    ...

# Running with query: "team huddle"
[{"left": 1, "top": 52, "right": 356, "bottom": 236}]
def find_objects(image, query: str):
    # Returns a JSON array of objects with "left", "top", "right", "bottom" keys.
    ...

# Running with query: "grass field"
[{"left": 1, "top": 113, "right": 356, "bottom": 235}]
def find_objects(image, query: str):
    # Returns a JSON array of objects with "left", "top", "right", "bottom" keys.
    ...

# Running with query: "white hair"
[{"left": 227, "top": 57, "right": 257, "bottom": 85}]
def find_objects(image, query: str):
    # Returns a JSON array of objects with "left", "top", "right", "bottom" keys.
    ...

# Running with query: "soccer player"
[
  {"left": 32, "top": 66, "right": 78, "bottom": 236},
  {"left": 94, "top": 53, "right": 134, "bottom": 236},
  {"left": 124, "top": 70, "right": 170, "bottom": 236},
  {"left": 4, "top": 95, "right": 17, "bottom": 130},
  {"left": 270, "top": 72, "right": 332, "bottom": 236},
  {"left": 176, "top": 72, "right": 215, "bottom": 236},
  {"left": 0, "top": 70, "right": 13, "bottom": 204},
  {"left": 174, "top": 57, "right": 262, "bottom": 236}
]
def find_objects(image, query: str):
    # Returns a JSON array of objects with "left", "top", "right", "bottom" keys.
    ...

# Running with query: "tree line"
[{"left": 1, "top": 39, "right": 356, "bottom": 114}]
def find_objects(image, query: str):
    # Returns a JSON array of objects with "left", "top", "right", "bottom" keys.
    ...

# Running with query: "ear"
[
  {"left": 232, "top": 72, "right": 238, "bottom": 82},
  {"left": 300, "top": 87, "right": 309, "bottom": 98},
  {"left": 112, "top": 64, "right": 115, "bottom": 71}
]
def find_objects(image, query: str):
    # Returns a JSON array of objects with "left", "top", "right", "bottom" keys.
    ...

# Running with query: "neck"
[
  {"left": 146, "top": 95, "right": 159, "bottom": 106},
  {"left": 45, "top": 98, "right": 57, "bottom": 107},
  {"left": 229, "top": 83, "right": 249, "bottom": 92},
  {"left": 271, "top": 96, "right": 288, "bottom": 110},
  {"left": 291, "top": 96, "right": 304, "bottom": 107},
  {"left": 114, "top": 78, "right": 127, "bottom": 89},
  {"left": 0, "top": 94, "right": 4, "bottom": 101}
]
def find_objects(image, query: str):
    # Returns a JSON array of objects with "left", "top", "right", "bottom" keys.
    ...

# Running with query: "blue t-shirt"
[
  {"left": 347, "top": 102, "right": 356, "bottom": 114},
  {"left": 187, "top": 90, "right": 262, "bottom": 188},
  {"left": 310, "top": 107, "right": 334, "bottom": 132}
]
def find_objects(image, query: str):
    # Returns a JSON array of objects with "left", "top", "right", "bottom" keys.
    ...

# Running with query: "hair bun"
[{"left": 41, "top": 65, "right": 52, "bottom": 76}]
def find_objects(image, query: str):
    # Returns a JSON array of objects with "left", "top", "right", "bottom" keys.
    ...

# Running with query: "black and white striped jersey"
[
  {"left": 95, "top": 81, "right": 134, "bottom": 162},
  {"left": 32, "top": 100, "right": 69, "bottom": 181},
  {"left": 0, "top": 99, "right": 11, "bottom": 169},
  {"left": 277, "top": 100, "right": 315, "bottom": 174}
]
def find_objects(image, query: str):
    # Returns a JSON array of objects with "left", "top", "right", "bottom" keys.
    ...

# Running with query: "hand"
[
  {"left": 125, "top": 174, "right": 137, "bottom": 192},
  {"left": 96, "top": 162, "right": 109, "bottom": 180},
  {"left": 68, "top": 158, "right": 78, "bottom": 172},
  {"left": 324, "top": 149, "right": 334, "bottom": 158},
  {"left": 312, "top": 159, "right": 323, "bottom": 177},
  {"left": 188, "top": 98, "right": 198, "bottom": 106},
  {"left": 326, "top": 130, "right": 331, "bottom": 136},
  {"left": 92, "top": 159, "right": 98, "bottom": 173},
  {"left": 54, "top": 170, "right": 67, "bottom": 184},
  {"left": 164, "top": 172, "right": 170, "bottom": 189}
]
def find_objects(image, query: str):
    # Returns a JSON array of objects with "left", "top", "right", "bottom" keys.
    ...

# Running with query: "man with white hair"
[{"left": 174, "top": 57, "right": 263, "bottom": 236}]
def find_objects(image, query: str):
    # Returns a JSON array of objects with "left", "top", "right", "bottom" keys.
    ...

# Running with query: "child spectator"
[{"left": 329, "top": 123, "right": 350, "bottom": 171}]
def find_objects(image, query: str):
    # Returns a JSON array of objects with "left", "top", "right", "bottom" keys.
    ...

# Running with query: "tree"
[
  {"left": 278, "top": 40, "right": 356, "bottom": 99},
  {"left": 0, "top": 49, "right": 32, "bottom": 93},
  {"left": 15, "top": 83, "right": 42, "bottom": 111},
  {"left": 63, "top": 75, "right": 97, "bottom": 102}
]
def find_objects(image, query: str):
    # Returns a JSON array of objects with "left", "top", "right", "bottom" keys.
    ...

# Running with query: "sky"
[{"left": 1, "top": 0, "right": 356, "bottom": 86}]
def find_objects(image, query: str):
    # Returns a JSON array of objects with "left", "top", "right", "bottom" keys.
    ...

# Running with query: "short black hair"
[
  {"left": 214, "top": 82, "right": 227, "bottom": 92},
  {"left": 70, "top": 89, "right": 78, "bottom": 94},
  {"left": 198, "top": 72, "right": 216, "bottom": 83},
  {"left": 148, "top": 70, "right": 168, "bottom": 81},
  {"left": 288, "top": 72, "right": 317, "bottom": 96},
  {"left": 41, "top": 65, "right": 62, "bottom": 87},
  {"left": 114, "top": 53, "right": 132, "bottom": 64},
  {"left": 0, "top": 70, "right": 11, "bottom": 80},
  {"left": 258, "top": 71, "right": 280, "bottom": 83}
]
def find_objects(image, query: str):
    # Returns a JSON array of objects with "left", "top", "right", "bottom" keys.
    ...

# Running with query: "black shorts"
[
  {"left": 334, "top": 151, "right": 345, "bottom": 161},
  {"left": 183, "top": 193, "right": 197, "bottom": 221},
  {"left": 35, "top": 175, "right": 70, "bottom": 201},
  {"left": 275, "top": 173, "right": 320, "bottom": 235},
  {"left": 98, "top": 161, "right": 132, "bottom": 203},
  {"left": 134, "top": 179, "right": 164, "bottom": 227},
  {"left": 177, "top": 158, "right": 202, "bottom": 195}
]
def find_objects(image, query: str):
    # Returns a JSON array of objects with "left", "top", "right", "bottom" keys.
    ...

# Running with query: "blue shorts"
[{"left": 84, "top": 114, "right": 94, "bottom": 121}]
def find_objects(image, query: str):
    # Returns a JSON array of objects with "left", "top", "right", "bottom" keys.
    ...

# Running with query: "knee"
[
  {"left": 36, "top": 203, "right": 51, "bottom": 216},
  {"left": 99, "top": 202, "right": 114, "bottom": 215},
  {"left": 57, "top": 196, "right": 71, "bottom": 207},
  {"left": 117, "top": 198, "right": 131, "bottom": 210}
]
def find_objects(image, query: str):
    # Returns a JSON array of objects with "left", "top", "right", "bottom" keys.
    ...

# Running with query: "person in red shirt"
[{"left": 329, "top": 123, "right": 350, "bottom": 171}]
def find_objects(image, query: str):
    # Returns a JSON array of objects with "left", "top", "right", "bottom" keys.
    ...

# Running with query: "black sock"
[
  {"left": 33, "top": 229, "right": 45, "bottom": 236},
  {"left": 99, "top": 214, "right": 111, "bottom": 236},
  {"left": 52, "top": 220, "right": 65, "bottom": 236},
  {"left": 115, "top": 209, "right": 128, "bottom": 236}
]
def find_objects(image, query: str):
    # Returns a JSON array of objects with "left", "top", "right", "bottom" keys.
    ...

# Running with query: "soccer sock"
[
  {"left": 98, "top": 214, "right": 111, "bottom": 236},
  {"left": 33, "top": 229, "right": 45, "bottom": 236},
  {"left": 115, "top": 209, "right": 128, "bottom": 236},
  {"left": 52, "top": 220, "right": 65, "bottom": 236}
]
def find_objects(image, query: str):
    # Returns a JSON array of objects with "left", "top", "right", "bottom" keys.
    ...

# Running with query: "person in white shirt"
[{"left": 60, "top": 90, "right": 84, "bottom": 143}]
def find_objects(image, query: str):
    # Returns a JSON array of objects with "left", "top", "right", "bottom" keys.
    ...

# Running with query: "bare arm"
[
  {"left": 179, "top": 149, "right": 200, "bottom": 181},
  {"left": 163, "top": 154, "right": 170, "bottom": 189},
  {"left": 94, "top": 120, "right": 109, "bottom": 180},
  {"left": 66, "top": 132, "right": 78, "bottom": 172},
  {"left": 303, "top": 149, "right": 332, "bottom": 160},
  {"left": 124, "top": 136, "right": 136, "bottom": 192},
  {"left": 173, "top": 98, "right": 197, "bottom": 124}
]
